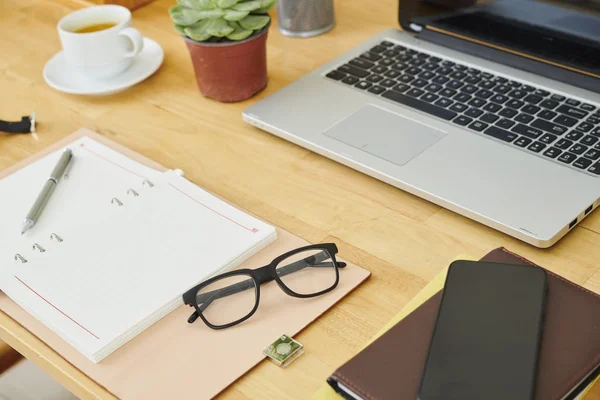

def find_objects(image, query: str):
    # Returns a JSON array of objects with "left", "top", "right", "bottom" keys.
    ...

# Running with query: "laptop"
[{"left": 243, "top": 0, "right": 600, "bottom": 248}]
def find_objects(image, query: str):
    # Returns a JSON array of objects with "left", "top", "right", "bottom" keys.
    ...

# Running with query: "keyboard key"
[
  {"left": 341, "top": 76, "right": 359, "bottom": 85},
  {"left": 380, "top": 78, "right": 397, "bottom": 87},
  {"left": 326, "top": 70, "right": 346, "bottom": 81},
  {"left": 483, "top": 103, "right": 502, "bottom": 113},
  {"left": 554, "top": 114, "right": 578, "bottom": 127},
  {"left": 355, "top": 81, "right": 373, "bottom": 90},
  {"left": 566, "top": 131, "right": 584, "bottom": 141},
  {"left": 406, "top": 66, "right": 422, "bottom": 75},
  {"left": 534, "top": 89, "right": 550, "bottom": 96},
  {"left": 511, "top": 124, "right": 543, "bottom": 139},
  {"left": 383, "top": 50, "right": 400, "bottom": 58},
  {"left": 484, "top": 126, "right": 518, "bottom": 142},
  {"left": 461, "top": 85, "right": 479, "bottom": 94},
  {"left": 531, "top": 119, "right": 568, "bottom": 135},
  {"left": 509, "top": 90, "right": 527, "bottom": 99},
  {"left": 391, "top": 63, "right": 408, "bottom": 71},
  {"left": 550, "top": 94, "right": 566, "bottom": 101},
  {"left": 468, "top": 98, "right": 486, "bottom": 108},
  {"left": 380, "top": 41, "right": 394, "bottom": 47},
  {"left": 587, "top": 115, "right": 600, "bottom": 125},
  {"left": 573, "top": 157, "right": 593, "bottom": 169},
  {"left": 419, "top": 71, "right": 436, "bottom": 80},
  {"left": 468, "top": 121, "right": 488, "bottom": 132},
  {"left": 493, "top": 76, "right": 508, "bottom": 84},
  {"left": 339, "top": 64, "right": 370, "bottom": 78},
  {"left": 515, "top": 113, "right": 534, "bottom": 124},
  {"left": 381, "top": 90, "right": 458, "bottom": 121},
  {"left": 467, "top": 68, "right": 480, "bottom": 75},
  {"left": 521, "top": 85, "right": 535, "bottom": 92},
  {"left": 576, "top": 122, "right": 594, "bottom": 133},
  {"left": 558, "top": 152, "right": 577, "bottom": 164},
  {"left": 370, "top": 45, "right": 387, "bottom": 54},
  {"left": 433, "top": 76, "right": 450, "bottom": 85},
  {"left": 508, "top": 80, "right": 522, "bottom": 88},
  {"left": 524, "top": 94, "right": 543, "bottom": 104},
  {"left": 581, "top": 135, "right": 599, "bottom": 146},
  {"left": 380, "top": 58, "right": 396, "bottom": 66},
  {"left": 398, "top": 75, "right": 415, "bottom": 84},
  {"left": 557, "top": 105, "right": 588, "bottom": 120},
  {"left": 405, "top": 49, "right": 418, "bottom": 54},
  {"left": 454, "top": 64, "right": 468, "bottom": 71},
  {"left": 454, "top": 93, "right": 472, "bottom": 103},
  {"left": 434, "top": 98, "right": 453, "bottom": 108},
  {"left": 372, "top": 65, "right": 387, "bottom": 74},
  {"left": 406, "top": 88, "right": 425, "bottom": 97},
  {"left": 527, "top": 142, "right": 546, "bottom": 153},
  {"left": 437, "top": 67, "right": 453, "bottom": 76},
  {"left": 464, "top": 75, "right": 482, "bottom": 84},
  {"left": 591, "top": 127, "right": 600, "bottom": 137},
  {"left": 514, "top": 136, "right": 533, "bottom": 147},
  {"left": 581, "top": 103, "right": 596, "bottom": 112},
  {"left": 425, "top": 83, "right": 443, "bottom": 93},
  {"left": 479, "top": 81, "right": 497, "bottom": 89},
  {"left": 416, "top": 53, "right": 429, "bottom": 59},
  {"left": 543, "top": 147, "right": 562, "bottom": 159},
  {"left": 540, "top": 133, "right": 558, "bottom": 144},
  {"left": 447, "top": 80, "right": 464, "bottom": 89},
  {"left": 506, "top": 99, "right": 525, "bottom": 109},
  {"left": 475, "top": 89, "right": 493, "bottom": 99},
  {"left": 361, "top": 52, "right": 382, "bottom": 62},
  {"left": 481, "top": 72, "right": 494, "bottom": 79},
  {"left": 366, "top": 74, "right": 384, "bottom": 83},
  {"left": 449, "top": 103, "right": 469, "bottom": 113},
  {"left": 440, "top": 88, "right": 457, "bottom": 98},
  {"left": 493, "top": 84, "right": 511, "bottom": 94},
  {"left": 421, "top": 93, "right": 439, "bottom": 103},
  {"left": 584, "top": 149, "right": 600, "bottom": 160},
  {"left": 392, "top": 45, "right": 406, "bottom": 52},
  {"left": 392, "top": 83, "right": 410, "bottom": 93},
  {"left": 589, "top": 162, "right": 600, "bottom": 174},
  {"left": 412, "top": 79, "right": 428, "bottom": 88},
  {"left": 566, "top": 98, "right": 581, "bottom": 106},
  {"left": 422, "top": 63, "right": 440, "bottom": 71},
  {"left": 480, "top": 113, "right": 500, "bottom": 123},
  {"left": 368, "top": 85, "right": 386, "bottom": 95},
  {"left": 570, "top": 144, "right": 588, "bottom": 155},
  {"left": 409, "top": 59, "right": 426, "bottom": 67},
  {"left": 540, "top": 99, "right": 559, "bottom": 109},
  {"left": 499, "top": 108, "right": 518, "bottom": 118},
  {"left": 429, "top": 56, "right": 442, "bottom": 63},
  {"left": 384, "top": 70, "right": 401, "bottom": 78},
  {"left": 490, "top": 94, "right": 509, "bottom": 104},
  {"left": 555, "top": 138, "right": 573, "bottom": 150},
  {"left": 453, "top": 115, "right": 473, "bottom": 126},
  {"left": 538, "top": 110, "right": 557, "bottom": 120},
  {"left": 465, "top": 108, "right": 484, "bottom": 118},
  {"left": 349, "top": 58, "right": 374, "bottom": 70},
  {"left": 522, "top": 105, "right": 541, "bottom": 115},
  {"left": 496, "top": 118, "right": 516, "bottom": 129},
  {"left": 442, "top": 60, "right": 455, "bottom": 67}
]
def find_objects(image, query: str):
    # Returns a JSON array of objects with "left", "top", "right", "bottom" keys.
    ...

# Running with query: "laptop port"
[
  {"left": 585, "top": 204, "right": 594, "bottom": 215},
  {"left": 569, "top": 218, "right": 578, "bottom": 229}
]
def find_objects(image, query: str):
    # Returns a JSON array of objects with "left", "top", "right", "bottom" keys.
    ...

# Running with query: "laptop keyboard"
[{"left": 325, "top": 40, "right": 600, "bottom": 176}]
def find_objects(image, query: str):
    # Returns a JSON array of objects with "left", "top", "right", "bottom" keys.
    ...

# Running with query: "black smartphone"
[{"left": 418, "top": 260, "right": 547, "bottom": 400}]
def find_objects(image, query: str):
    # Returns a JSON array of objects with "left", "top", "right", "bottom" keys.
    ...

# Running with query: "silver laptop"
[{"left": 244, "top": 0, "right": 600, "bottom": 248}]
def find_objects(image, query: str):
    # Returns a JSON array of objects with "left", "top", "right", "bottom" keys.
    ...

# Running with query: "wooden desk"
[{"left": 1, "top": 0, "right": 599, "bottom": 398}]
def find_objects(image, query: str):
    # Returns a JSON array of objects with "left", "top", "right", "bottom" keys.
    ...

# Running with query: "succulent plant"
[{"left": 170, "top": 0, "right": 275, "bottom": 42}]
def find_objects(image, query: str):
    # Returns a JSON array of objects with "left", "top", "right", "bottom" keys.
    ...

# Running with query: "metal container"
[{"left": 276, "top": 0, "right": 335, "bottom": 38}]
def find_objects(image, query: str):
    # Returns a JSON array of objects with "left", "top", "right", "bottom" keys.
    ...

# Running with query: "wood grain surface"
[{"left": 0, "top": 0, "right": 598, "bottom": 398}]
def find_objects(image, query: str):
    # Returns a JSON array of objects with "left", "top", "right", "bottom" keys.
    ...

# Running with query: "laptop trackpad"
[{"left": 324, "top": 105, "right": 447, "bottom": 166}]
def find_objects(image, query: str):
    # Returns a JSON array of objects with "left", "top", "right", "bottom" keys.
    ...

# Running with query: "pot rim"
[{"left": 182, "top": 18, "right": 271, "bottom": 47}]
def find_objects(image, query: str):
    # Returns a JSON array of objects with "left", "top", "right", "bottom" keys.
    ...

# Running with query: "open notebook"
[{"left": 0, "top": 137, "right": 277, "bottom": 363}]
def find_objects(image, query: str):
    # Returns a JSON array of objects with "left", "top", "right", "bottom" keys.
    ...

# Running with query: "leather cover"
[{"left": 328, "top": 248, "right": 600, "bottom": 400}]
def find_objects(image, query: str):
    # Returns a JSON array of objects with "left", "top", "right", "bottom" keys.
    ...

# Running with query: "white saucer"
[{"left": 44, "top": 37, "right": 164, "bottom": 96}]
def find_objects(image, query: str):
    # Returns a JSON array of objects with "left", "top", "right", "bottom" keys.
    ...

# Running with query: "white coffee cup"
[{"left": 58, "top": 5, "right": 144, "bottom": 80}]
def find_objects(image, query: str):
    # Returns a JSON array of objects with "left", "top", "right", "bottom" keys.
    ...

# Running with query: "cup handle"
[{"left": 119, "top": 27, "right": 144, "bottom": 58}]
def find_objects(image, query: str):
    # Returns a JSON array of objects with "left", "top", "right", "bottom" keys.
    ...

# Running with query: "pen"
[{"left": 21, "top": 148, "right": 73, "bottom": 235}]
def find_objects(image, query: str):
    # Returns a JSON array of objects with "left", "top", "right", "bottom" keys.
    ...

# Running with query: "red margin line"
[
  {"left": 80, "top": 143, "right": 147, "bottom": 180},
  {"left": 168, "top": 183, "right": 258, "bottom": 233},
  {"left": 15, "top": 276, "right": 100, "bottom": 340}
]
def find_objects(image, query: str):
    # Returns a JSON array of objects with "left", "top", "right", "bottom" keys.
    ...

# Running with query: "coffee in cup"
[{"left": 58, "top": 5, "right": 144, "bottom": 80}]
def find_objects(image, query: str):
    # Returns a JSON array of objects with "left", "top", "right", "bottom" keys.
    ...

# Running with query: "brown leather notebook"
[{"left": 328, "top": 248, "right": 600, "bottom": 400}]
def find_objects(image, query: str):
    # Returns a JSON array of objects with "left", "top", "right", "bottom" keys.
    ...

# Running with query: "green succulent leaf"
[
  {"left": 239, "top": 14, "right": 270, "bottom": 30},
  {"left": 226, "top": 21, "right": 253, "bottom": 40},
  {"left": 205, "top": 18, "right": 235, "bottom": 37},
  {"left": 174, "top": 23, "right": 187, "bottom": 35},
  {"left": 223, "top": 9, "right": 249, "bottom": 21},
  {"left": 217, "top": 0, "right": 240, "bottom": 7},
  {"left": 184, "top": 19, "right": 212, "bottom": 41},
  {"left": 169, "top": 5, "right": 204, "bottom": 26},
  {"left": 232, "top": 0, "right": 262, "bottom": 12},
  {"left": 177, "top": 0, "right": 216, "bottom": 10},
  {"left": 252, "top": 0, "right": 275, "bottom": 13}
]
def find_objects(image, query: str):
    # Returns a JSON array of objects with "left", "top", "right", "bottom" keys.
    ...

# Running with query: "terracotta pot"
[{"left": 183, "top": 23, "right": 269, "bottom": 103}]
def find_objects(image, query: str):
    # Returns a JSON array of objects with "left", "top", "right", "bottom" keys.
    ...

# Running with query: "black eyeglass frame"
[{"left": 182, "top": 243, "right": 346, "bottom": 330}]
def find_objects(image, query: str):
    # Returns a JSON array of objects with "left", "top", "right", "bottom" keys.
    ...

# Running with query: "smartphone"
[{"left": 418, "top": 260, "right": 547, "bottom": 400}]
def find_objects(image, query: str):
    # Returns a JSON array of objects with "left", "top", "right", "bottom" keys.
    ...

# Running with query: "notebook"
[
  {"left": 0, "top": 136, "right": 277, "bottom": 363},
  {"left": 327, "top": 248, "right": 600, "bottom": 400}
]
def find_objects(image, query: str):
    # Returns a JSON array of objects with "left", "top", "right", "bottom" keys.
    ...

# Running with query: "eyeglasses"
[{"left": 182, "top": 243, "right": 346, "bottom": 330}]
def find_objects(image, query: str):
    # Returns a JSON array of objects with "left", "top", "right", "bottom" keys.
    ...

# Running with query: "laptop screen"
[{"left": 398, "top": 0, "right": 600, "bottom": 77}]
